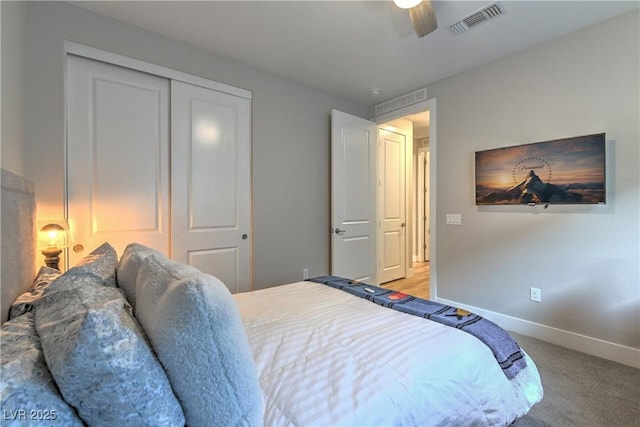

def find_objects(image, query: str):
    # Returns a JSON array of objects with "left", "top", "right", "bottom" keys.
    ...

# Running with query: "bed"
[
  {"left": 234, "top": 279, "right": 542, "bottom": 426},
  {"left": 1, "top": 169, "right": 543, "bottom": 426}
]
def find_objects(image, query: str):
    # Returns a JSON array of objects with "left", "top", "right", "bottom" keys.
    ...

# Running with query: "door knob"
[
  {"left": 401, "top": 222, "right": 406, "bottom": 227},
  {"left": 333, "top": 228, "right": 346, "bottom": 235}
]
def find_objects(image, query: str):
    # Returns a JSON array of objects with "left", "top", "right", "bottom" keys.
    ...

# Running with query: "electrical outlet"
[
  {"left": 303, "top": 268, "right": 309, "bottom": 280},
  {"left": 530, "top": 287, "right": 541, "bottom": 302}
]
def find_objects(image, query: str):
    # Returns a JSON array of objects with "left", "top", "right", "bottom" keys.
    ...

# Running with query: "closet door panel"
[
  {"left": 66, "top": 55, "right": 170, "bottom": 266},
  {"left": 189, "top": 98, "right": 238, "bottom": 228},
  {"left": 171, "top": 80, "right": 251, "bottom": 293},
  {"left": 189, "top": 248, "right": 238, "bottom": 290}
]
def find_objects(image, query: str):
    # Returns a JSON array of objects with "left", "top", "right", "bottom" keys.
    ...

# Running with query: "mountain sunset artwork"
[{"left": 475, "top": 133, "right": 606, "bottom": 205}]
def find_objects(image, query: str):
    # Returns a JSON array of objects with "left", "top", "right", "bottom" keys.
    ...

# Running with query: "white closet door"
[
  {"left": 66, "top": 55, "right": 170, "bottom": 266},
  {"left": 171, "top": 81, "right": 251, "bottom": 293}
]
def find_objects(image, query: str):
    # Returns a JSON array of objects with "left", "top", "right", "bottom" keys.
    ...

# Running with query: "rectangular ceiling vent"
[
  {"left": 449, "top": 2, "right": 505, "bottom": 35},
  {"left": 373, "top": 88, "right": 427, "bottom": 117}
]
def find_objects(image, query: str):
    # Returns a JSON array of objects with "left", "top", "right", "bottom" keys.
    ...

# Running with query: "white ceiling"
[{"left": 69, "top": 1, "right": 638, "bottom": 107}]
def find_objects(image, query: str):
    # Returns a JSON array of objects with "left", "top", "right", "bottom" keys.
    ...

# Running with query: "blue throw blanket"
[{"left": 307, "top": 276, "right": 526, "bottom": 380}]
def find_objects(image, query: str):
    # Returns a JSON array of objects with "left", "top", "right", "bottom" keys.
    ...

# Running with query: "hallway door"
[
  {"left": 417, "top": 148, "right": 430, "bottom": 262},
  {"left": 378, "top": 126, "right": 407, "bottom": 284}
]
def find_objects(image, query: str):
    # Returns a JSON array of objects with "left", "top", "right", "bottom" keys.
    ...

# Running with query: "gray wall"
[
  {"left": 428, "top": 10, "right": 639, "bottom": 350},
  {"left": 18, "top": 1, "right": 367, "bottom": 290},
  {"left": 1, "top": 1, "right": 27, "bottom": 176}
]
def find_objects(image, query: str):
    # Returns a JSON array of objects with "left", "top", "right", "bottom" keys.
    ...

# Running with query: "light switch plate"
[
  {"left": 446, "top": 214, "right": 462, "bottom": 225},
  {"left": 530, "top": 287, "right": 542, "bottom": 302}
]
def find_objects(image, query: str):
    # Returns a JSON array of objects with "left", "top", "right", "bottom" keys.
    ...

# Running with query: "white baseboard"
[{"left": 436, "top": 297, "right": 640, "bottom": 369}]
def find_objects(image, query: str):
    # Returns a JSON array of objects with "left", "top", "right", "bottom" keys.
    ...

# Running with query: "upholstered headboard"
[{"left": 1, "top": 168, "right": 37, "bottom": 323}]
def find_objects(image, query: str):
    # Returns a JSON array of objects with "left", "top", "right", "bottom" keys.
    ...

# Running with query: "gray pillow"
[
  {"left": 41, "top": 242, "right": 119, "bottom": 302},
  {"left": 116, "top": 242, "right": 164, "bottom": 310},
  {"left": 135, "top": 253, "right": 263, "bottom": 427},
  {"left": 60, "top": 242, "right": 118, "bottom": 287},
  {"left": 9, "top": 266, "right": 61, "bottom": 319},
  {"left": 0, "top": 312, "right": 84, "bottom": 426},
  {"left": 35, "top": 281, "right": 185, "bottom": 427}
]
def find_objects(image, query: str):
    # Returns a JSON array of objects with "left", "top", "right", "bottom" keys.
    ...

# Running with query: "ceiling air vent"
[
  {"left": 449, "top": 2, "right": 505, "bottom": 35},
  {"left": 373, "top": 88, "right": 427, "bottom": 117}
]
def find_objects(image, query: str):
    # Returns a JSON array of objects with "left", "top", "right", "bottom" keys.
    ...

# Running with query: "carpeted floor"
[{"left": 511, "top": 332, "right": 640, "bottom": 426}]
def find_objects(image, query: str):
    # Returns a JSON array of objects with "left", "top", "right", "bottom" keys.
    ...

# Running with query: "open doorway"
[
  {"left": 330, "top": 98, "right": 436, "bottom": 300},
  {"left": 378, "top": 109, "right": 431, "bottom": 300}
]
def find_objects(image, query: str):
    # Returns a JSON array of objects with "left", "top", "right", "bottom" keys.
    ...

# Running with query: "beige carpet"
[{"left": 511, "top": 332, "right": 640, "bottom": 426}]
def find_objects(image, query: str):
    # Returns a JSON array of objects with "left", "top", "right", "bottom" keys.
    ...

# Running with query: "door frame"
[{"left": 371, "top": 98, "right": 437, "bottom": 296}]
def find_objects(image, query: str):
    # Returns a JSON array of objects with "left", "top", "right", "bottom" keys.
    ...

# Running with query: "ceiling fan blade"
[{"left": 409, "top": 0, "right": 438, "bottom": 38}]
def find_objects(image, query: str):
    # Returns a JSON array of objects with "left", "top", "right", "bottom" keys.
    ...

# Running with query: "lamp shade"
[
  {"left": 39, "top": 221, "right": 70, "bottom": 249},
  {"left": 394, "top": 0, "right": 422, "bottom": 9}
]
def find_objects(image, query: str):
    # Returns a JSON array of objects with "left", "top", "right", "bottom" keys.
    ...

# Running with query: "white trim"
[
  {"left": 62, "top": 40, "right": 70, "bottom": 271},
  {"left": 437, "top": 297, "right": 640, "bottom": 369},
  {"left": 64, "top": 41, "right": 252, "bottom": 100}
]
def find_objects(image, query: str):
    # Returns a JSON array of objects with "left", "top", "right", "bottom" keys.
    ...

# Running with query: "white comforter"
[{"left": 233, "top": 281, "right": 543, "bottom": 427}]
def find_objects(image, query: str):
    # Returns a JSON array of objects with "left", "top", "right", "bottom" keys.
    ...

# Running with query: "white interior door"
[
  {"left": 66, "top": 55, "right": 170, "bottom": 266},
  {"left": 416, "top": 148, "right": 431, "bottom": 262},
  {"left": 423, "top": 151, "right": 431, "bottom": 261},
  {"left": 171, "top": 80, "right": 251, "bottom": 293},
  {"left": 378, "top": 128, "right": 407, "bottom": 284},
  {"left": 330, "top": 110, "right": 377, "bottom": 283}
]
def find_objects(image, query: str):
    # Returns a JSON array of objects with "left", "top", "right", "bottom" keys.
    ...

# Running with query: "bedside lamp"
[{"left": 39, "top": 221, "right": 70, "bottom": 271}]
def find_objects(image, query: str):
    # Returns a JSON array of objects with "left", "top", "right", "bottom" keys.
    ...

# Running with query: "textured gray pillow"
[
  {"left": 0, "top": 313, "right": 84, "bottom": 426},
  {"left": 116, "top": 242, "right": 164, "bottom": 310},
  {"left": 9, "top": 266, "right": 61, "bottom": 319},
  {"left": 40, "top": 242, "right": 119, "bottom": 303},
  {"left": 59, "top": 242, "right": 118, "bottom": 287},
  {"left": 136, "top": 254, "right": 263, "bottom": 427},
  {"left": 35, "top": 282, "right": 185, "bottom": 427}
]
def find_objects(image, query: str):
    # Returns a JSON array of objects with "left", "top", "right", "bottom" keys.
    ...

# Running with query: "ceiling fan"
[{"left": 394, "top": 0, "right": 438, "bottom": 38}]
